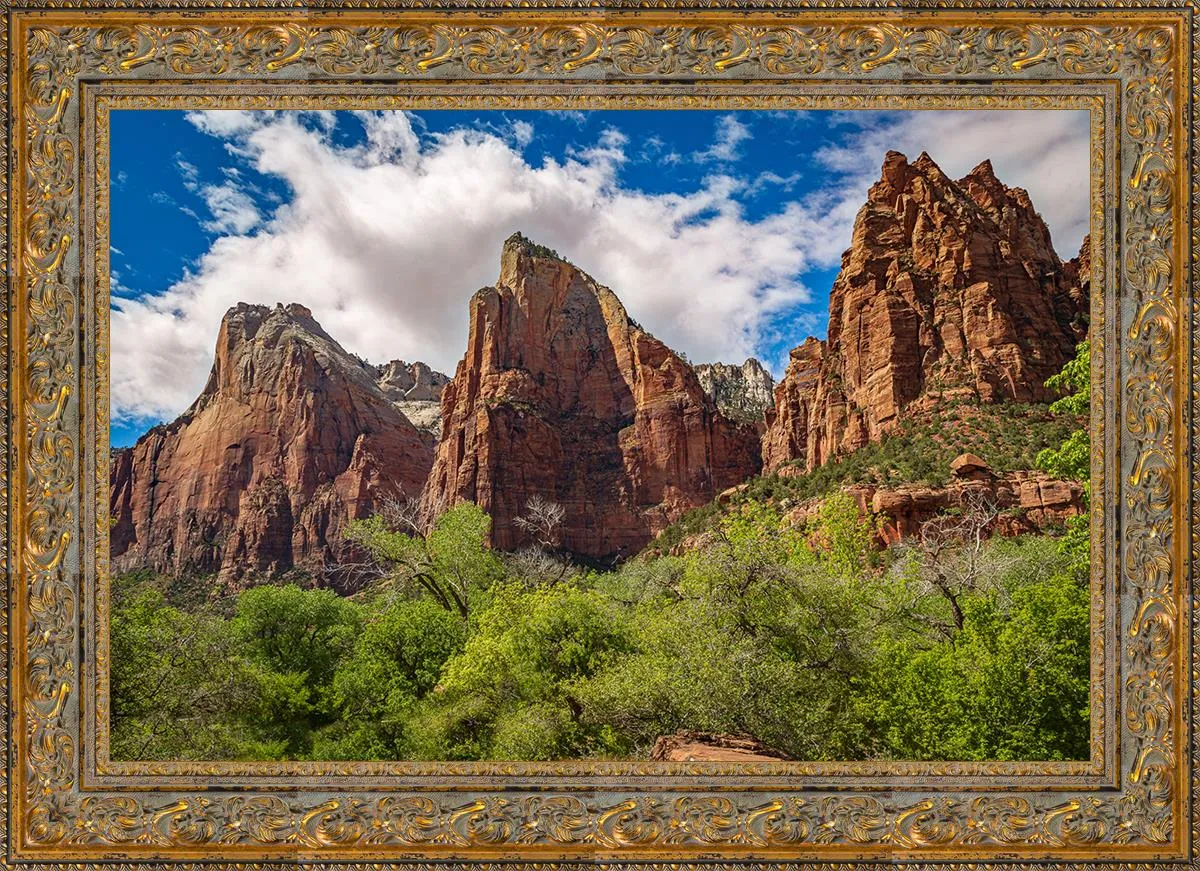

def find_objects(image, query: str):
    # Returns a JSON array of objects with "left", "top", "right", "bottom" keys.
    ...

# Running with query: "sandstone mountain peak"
[
  {"left": 964, "top": 157, "right": 995, "bottom": 178},
  {"left": 501, "top": 231, "right": 565, "bottom": 264},
  {"left": 111, "top": 303, "right": 435, "bottom": 586},
  {"left": 422, "top": 244, "right": 761, "bottom": 559},
  {"left": 763, "top": 153, "right": 1089, "bottom": 473},
  {"left": 372, "top": 359, "right": 451, "bottom": 442}
]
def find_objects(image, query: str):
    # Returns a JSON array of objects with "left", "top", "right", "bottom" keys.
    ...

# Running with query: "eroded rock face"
[
  {"left": 420, "top": 233, "right": 762, "bottom": 560},
  {"left": 694, "top": 358, "right": 776, "bottom": 424},
  {"left": 372, "top": 359, "right": 451, "bottom": 443},
  {"left": 763, "top": 151, "right": 1090, "bottom": 473},
  {"left": 110, "top": 303, "right": 434, "bottom": 585}
]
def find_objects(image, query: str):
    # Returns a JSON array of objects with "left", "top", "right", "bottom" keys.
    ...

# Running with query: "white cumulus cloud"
[
  {"left": 693, "top": 114, "right": 753, "bottom": 164},
  {"left": 111, "top": 112, "right": 815, "bottom": 423}
]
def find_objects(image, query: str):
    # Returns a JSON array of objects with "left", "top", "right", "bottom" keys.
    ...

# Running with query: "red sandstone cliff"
[
  {"left": 420, "top": 234, "right": 762, "bottom": 560},
  {"left": 110, "top": 303, "right": 435, "bottom": 584},
  {"left": 763, "top": 151, "right": 1090, "bottom": 473}
]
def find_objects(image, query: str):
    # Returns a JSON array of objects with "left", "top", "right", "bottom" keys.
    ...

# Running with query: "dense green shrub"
[{"left": 111, "top": 492, "right": 1089, "bottom": 763}]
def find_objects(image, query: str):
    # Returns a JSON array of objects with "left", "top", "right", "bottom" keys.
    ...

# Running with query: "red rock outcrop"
[
  {"left": 763, "top": 152, "right": 1090, "bottom": 473},
  {"left": 783, "top": 458, "right": 1085, "bottom": 546},
  {"left": 110, "top": 303, "right": 434, "bottom": 585},
  {"left": 420, "top": 233, "right": 762, "bottom": 560}
]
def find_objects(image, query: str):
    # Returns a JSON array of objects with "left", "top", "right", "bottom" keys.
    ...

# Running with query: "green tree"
[
  {"left": 110, "top": 578, "right": 282, "bottom": 760},
  {"left": 409, "top": 582, "right": 631, "bottom": 760},
  {"left": 1036, "top": 341, "right": 1091, "bottom": 567},
  {"left": 345, "top": 502, "right": 503, "bottom": 618},
  {"left": 1036, "top": 341, "right": 1089, "bottom": 483},
  {"left": 855, "top": 568, "right": 1089, "bottom": 761},
  {"left": 574, "top": 502, "right": 882, "bottom": 760},
  {"left": 231, "top": 584, "right": 362, "bottom": 754},
  {"left": 316, "top": 599, "right": 465, "bottom": 759}
]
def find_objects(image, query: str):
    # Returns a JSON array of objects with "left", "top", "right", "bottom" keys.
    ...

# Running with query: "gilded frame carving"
[{"left": 1, "top": 1, "right": 1195, "bottom": 866}]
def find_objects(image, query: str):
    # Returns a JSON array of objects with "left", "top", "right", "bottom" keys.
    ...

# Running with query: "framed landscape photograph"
[
  {"left": 104, "top": 105, "right": 1098, "bottom": 767},
  {"left": 1, "top": 0, "right": 1197, "bottom": 867}
]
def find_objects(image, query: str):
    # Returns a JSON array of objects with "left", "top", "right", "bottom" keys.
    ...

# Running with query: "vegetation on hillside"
[
  {"left": 112, "top": 504, "right": 1089, "bottom": 762},
  {"left": 653, "top": 398, "right": 1082, "bottom": 555},
  {"left": 110, "top": 347, "right": 1093, "bottom": 764}
]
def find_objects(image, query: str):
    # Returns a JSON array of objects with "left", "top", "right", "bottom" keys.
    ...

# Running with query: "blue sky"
[{"left": 110, "top": 108, "right": 1090, "bottom": 447}]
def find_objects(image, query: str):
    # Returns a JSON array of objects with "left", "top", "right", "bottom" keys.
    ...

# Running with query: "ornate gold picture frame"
[{"left": 2, "top": 0, "right": 1195, "bottom": 865}]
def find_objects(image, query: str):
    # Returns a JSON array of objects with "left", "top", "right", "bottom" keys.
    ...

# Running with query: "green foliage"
[
  {"left": 316, "top": 599, "right": 465, "bottom": 759},
  {"left": 1035, "top": 428, "right": 1089, "bottom": 484},
  {"left": 1046, "top": 340, "right": 1090, "bottom": 416},
  {"left": 574, "top": 502, "right": 882, "bottom": 759},
  {"left": 807, "top": 492, "right": 879, "bottom": 580},
  {"left": 110, "top": 577, "right": 285, "bottom": 761},
  {"left": 111, "top": 496, "right": 1090, "bottom": 764},
  {"left": 525, "top": 241, "right": 563, "bottom": 261},
  {"left": 854, "top": 568, "right": 1089, "bottom": 761},
  {"left": 345, "top": 502, "right": 503, "bottom": 618},
  {"left": 409, "top": 582, "right": 632, "bottom": 760},
  {"left": 231, "top": 585, "right": 362, "bottom": 755},
  {"left": 1037, "top": 342, "right": 1091, "bottom": 485}
]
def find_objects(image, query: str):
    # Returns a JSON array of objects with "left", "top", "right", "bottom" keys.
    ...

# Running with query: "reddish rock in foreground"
[
  {"left": 420, "top": 234, "right": 763, "bottom": 560},
  {"left": 763, "top": 151, "right": 1090, "bottom": 473},
  {"left": 650, "top": 731, "right": 790, "bottom": 762},
  {"left": 110, "top": 303, "right": 435, "bottom": 585},
  {"left": 784, "top": 469, "right": 1085, "bottom": 545}
]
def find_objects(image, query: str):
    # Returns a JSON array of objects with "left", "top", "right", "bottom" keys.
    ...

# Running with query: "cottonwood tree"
[{"left": 344, "top": 499, "right": 501, "bottom": 619}]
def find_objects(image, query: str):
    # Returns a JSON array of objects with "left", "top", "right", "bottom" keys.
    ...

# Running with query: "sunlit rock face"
[
  {"left": 694, "top": 358, "right": 776, "bottom": 425},
  {"left": 763, "top": 151, "right": 1090, "bottom": 474},
  {"left": 421, "top": 233, "right": 763, "bottom": 560},
  {"left": 110, "top": 302, "right": 434, "bottom": 585}
]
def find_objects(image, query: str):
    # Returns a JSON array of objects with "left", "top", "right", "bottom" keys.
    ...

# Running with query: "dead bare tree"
[
  {"left": 378, "top": 493, "right": 432, "bottom": 537},
  {"left": 510, "top": 495, "right": 573, "bottom": 586},
  {"left": 513, "top": 494, "right": 566, "bottom": 550},
  {"left": 881, "top": 489, "right": 1029, "bottom": 640}
]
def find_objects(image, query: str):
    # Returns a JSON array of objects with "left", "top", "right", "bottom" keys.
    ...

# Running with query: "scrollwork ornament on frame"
[{"left": 3, "top": 4, "right": 1193, "bottom": 864}]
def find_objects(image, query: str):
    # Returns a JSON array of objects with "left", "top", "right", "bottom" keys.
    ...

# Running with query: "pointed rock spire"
[
  {"left": 762, "top": 153, "right": 1090, "bottom": 473},
  {"left": 421, "top": 235, "right": 762, "bottom": 559}
]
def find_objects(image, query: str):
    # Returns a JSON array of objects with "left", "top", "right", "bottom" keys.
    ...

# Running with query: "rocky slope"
[
  {"left": 763, "top": 151, "right": 1090, "bottom": 473},
  {"left": 371, "top": 359, "right": 450, "bottom": 443},
  {"left": 110, "top": 303, "right": 435, "bottom": 585},
  {"left": 694, "top": 358, "right": 775, "bottom": 424},
  {"left": 780, "top": 453, "right": 1085, "bottom": 545},
  {"left": 420, "top": 233, "right": 763, "bottom": 560}
]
